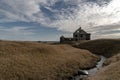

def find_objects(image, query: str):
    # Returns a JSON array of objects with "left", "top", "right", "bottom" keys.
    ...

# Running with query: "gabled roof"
[
  {"left": 60, "top": 35, "right": 64, "bottom": 38},
  {"left": 74, "top": 27, "right": 89, "bottom": 34}
]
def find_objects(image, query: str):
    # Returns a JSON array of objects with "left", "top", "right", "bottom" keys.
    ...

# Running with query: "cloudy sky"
[{"left": 0, "top": 0, "right": 120, "bottom": 41}]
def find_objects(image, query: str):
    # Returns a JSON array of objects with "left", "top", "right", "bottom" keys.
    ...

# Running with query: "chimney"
[{"left": 79, "top": 27, "right": 81, "bottom": 30}]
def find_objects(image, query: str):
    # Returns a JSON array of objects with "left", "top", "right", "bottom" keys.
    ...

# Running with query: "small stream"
[{"left": 72, "top": 56, "right": 106, "bottom": 80}]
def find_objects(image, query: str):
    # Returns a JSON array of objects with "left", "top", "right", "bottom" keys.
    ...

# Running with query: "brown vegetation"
[
  {"left": 104, "top": 53, "right": 120, "bottom": 66},
  {"left": 88, "top": 53, "right": 120, "bottom": 80},
  {"left": 75, "top": 39, "right": 120, "bottom": 80},
  {"left": 0, "top": 40, "right": 98, "bottom": 80},
  {"left": 73, "top": 39, "right": 120, "bottom": 57}
]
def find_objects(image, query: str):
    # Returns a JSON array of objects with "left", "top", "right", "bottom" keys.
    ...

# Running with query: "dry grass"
[
  {"left": 77, "top": 39, "right": 120, "bottom": 80},
  {"left": 0, "top": 40, "right": 98, "bottom": 80},
  {"left": 88, "top": 53, "right": 120, "bottom": 80},
  {"left": 103, "top": 53, "right": 120, "bottom": 66},
  {"left": 73, "top": 39, "right": 120, "bottom": 57}
]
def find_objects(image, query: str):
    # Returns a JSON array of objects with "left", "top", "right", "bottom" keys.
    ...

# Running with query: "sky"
[{"left": 0, "top": 0, "right": 120, "bottom": 41}]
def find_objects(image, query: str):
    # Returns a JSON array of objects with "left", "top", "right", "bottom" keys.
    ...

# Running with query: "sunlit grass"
[{"left": 0, "top": 40, "right": 98, "bottom": 80}]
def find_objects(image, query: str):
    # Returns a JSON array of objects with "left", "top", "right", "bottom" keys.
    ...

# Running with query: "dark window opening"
[
  {"left": 80, "top": 34, "right": 83, "bottom": 37},
  {"left": 75, "top": 35, "right": 77, "bottom": 37}
]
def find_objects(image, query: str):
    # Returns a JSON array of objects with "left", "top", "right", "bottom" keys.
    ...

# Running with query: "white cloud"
[
  {"left": 48, "top": 0, "right": 120, "bottom": 39},
  {"left": 0, "top": 26, "right": 61, "bottom": 41},
  {"left": 0, "top": 26, "right": 39, "bottom": 40},
  {"left": 0, "top": 0, "right": 120, "bottom": 39},
  {"left": 0, "top": 26, "right": 35, "bottom": 36},
  {"left": 0, "top": 0, "right": 42, "bottom": 22}
]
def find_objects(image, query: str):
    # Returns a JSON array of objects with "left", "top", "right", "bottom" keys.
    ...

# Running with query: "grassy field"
[
  {"left": 0, "top": 40, "right": 98, "bottom": 80},
  {"left": 73, "top": 39, "right": 120, "bottom": 57},
  {"left": 73, "top": 39, "right": 120, "bottom": 80}
]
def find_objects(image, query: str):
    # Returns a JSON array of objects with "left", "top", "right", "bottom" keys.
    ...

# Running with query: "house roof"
[{"left": 73, "top": 27, "right": 90, "bottom": 34}]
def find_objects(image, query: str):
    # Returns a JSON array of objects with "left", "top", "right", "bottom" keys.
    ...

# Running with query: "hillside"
[
  {"left": 74, "top": 39, "right": 120, "bottom": 57},
  {"left": 72, "top": 39, "right": 120, "bottom": 80},
  {"left": 0, "top": 40, "right": 98, "bottom": 80},
  {"left": 88, "top": 53, "right": 120, "bottom": 80}
]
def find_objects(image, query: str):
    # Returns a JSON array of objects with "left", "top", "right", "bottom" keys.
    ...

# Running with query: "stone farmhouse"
[{"left": 60, "top": 27, "right": 91, "bottom": 43}]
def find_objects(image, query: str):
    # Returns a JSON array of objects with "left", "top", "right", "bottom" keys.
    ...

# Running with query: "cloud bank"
[{"left": 0, "top": 0, "right": 120, "bottom": 39}]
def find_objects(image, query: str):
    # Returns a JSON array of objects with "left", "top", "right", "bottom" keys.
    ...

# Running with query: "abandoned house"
[{"left": 60, "top": 27, "right": 91, "bottom": 43}]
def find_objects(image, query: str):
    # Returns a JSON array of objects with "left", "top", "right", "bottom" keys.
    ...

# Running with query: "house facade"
[{"left": 60, "top": 27, "right": 91, "bottom": 43}]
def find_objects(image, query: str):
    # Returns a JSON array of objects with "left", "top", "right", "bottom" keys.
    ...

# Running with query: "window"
[
  {"left": 75, "top": 35, "right": 77, "bottom": 37},
  {"left": 80, "top": 34, "right": 83, "bottom": 37}
]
